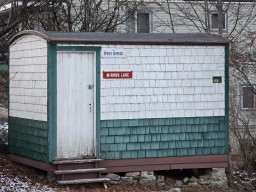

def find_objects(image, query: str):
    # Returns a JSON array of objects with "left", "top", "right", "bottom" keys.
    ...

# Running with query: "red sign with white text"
[{"left": 103, "top": 71, "right": 133, "bottom": 79}]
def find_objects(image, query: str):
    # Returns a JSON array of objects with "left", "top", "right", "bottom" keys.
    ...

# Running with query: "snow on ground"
[
  {"left": 233, "top": 170, "right": 256, "bottom": 189},
  {"left": 0, "top": 174, "right": 55, "bottom": 192},
  {"left": 0, "top": 155, "right": 57, "bottom": 192},
  {"left": 0, "top": 122, "right": 8, "bottom": 144}
]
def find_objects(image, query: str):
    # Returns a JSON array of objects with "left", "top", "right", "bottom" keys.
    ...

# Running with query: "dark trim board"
[
  {"left": 225, "top": 46, "right": 229, "bottom": 153},
  {"left": 10, "top": 154, "right": 54, "bottom": 172},
  {"left": 10, "top": 154, "right": 227, "bottom": 173},
  {"left": 99, "top": 155, "right": 228, "bottom": 173},
  {"left": 47, "top": 44, "right": 57, "bottom": 162}
]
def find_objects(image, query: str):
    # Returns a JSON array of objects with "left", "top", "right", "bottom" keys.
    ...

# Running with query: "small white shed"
[{"left": 8, "top": 30, "right": 229, "bottom": 184}]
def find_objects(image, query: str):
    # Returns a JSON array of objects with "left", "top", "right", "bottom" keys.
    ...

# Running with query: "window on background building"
[
  {"left": 127, "top": 11, "right": 150, "bottom": 33},
  {"left": 211, "top": 12, "right": 226, "bottom": 30},
  {"left": 242, "top": 86, "right": 255, "bottom": 109},
  {"left": 137, "top": 13, "right": 150, "bottom": 33},
  {"left": 127, "top": 10, "right": 136, "bottom": 33}
]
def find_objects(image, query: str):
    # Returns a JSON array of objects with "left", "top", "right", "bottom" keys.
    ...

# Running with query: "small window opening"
[
  {"left": 242, "top": 86, "right": 255, "bottom": 109},
  {"left": 211, "top": 13, "right": 225, "bottom": 29},
  {"left": 213, "top": 76, "right": 222, "bottom": 83}
]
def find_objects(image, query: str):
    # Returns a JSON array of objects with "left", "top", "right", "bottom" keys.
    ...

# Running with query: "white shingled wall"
[
  {"left": 9, "top": 35, "right": 48, "bottom": 121},
  {"left": 100, "top": 45, "right": 225, "bottom": 120}
]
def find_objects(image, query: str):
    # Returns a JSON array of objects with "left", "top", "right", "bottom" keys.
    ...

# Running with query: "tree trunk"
[{"left": 217, "top": 0, "right": 223, "bottom": 34}]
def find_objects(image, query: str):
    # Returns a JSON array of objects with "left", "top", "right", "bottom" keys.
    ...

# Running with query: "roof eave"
[
  {"left": 49, "top": 39, "right": 230, "bottom": 46},
  {"left": 10, "top": 30, "right": 230, "bottom": 46}
]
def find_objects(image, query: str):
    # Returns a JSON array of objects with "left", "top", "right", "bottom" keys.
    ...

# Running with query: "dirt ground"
[{"left": 0, "top": 154, "right": 249, "bottom": 192}]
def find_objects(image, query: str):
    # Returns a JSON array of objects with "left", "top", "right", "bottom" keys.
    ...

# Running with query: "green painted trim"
[
  {"left": 95, "top": 48, "right": 101, "bottom": 158},
  {"left": 47, "top": 44, "right": 57, "bottom": 162},
  {"left": 56, "top": 46, "right": 101, "bottom": 52},
  {"left": 9, "top": 117, "right": 48, "bottom": 162},
  {"left": 52, "top": 45, "right": 101, "bottom": 159},
  {"left": 225, "top": 46, "right": 229, "bottom": 153},
  {"left": 0, "top": 64, "right": 8, "bottom": 71}
]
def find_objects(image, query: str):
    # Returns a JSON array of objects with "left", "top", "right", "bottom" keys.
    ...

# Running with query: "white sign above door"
[{"left": 101, "top": 48, "right": 125, "bottom": 58}]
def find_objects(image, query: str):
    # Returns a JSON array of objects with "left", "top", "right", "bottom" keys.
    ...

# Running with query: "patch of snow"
[
  {"left": 0, "top": 122, "right": 8, "bottom": 129},
  {"left": 233, "top": 170, "right": 256, "bottom": 188},
  {"left": 0, "top": 107, "right": 7, "bottom": 112},
  {"left": 0, "top": 122, "right": 8, "bottom": 144},
  {"left": 0, "top": 172, "right": 56, "bottom": 192}
]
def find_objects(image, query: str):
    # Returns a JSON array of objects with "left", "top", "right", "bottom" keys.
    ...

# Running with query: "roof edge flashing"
[
  {"left": 10, "top": 30, "right": 230, "bottom": 46},
  {"left": 10, "top": 30, "right": 51, "bottom": 46},
  {"left": 50, "top": 39, "right": 229, "bottom": 46}
]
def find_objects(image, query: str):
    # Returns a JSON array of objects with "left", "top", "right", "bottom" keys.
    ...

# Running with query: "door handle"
[
  {"left": 88, "top": 84, "right": 94, "bottom": 89},
  {"left": 89, "top": 103, "right": 92, "bottom": 112}
]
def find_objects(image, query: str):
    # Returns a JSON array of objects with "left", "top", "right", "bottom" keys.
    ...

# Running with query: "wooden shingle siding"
[
  {"left": 8, "top": 117, "right": 48, "bottom": 162},
  {"left": 100, "top": 116, "right": 226, "bottom": 159},
  {"left": 9, "top": 35, "right": 47, "bottom": 122},
  {"left": 100, "top": 45, "right": 225, "bottom": 120}
]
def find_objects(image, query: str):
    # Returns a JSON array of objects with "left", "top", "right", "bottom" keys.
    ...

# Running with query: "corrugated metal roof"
[{"left": 11, "top": 30, "right": 230, "bottom": 46}]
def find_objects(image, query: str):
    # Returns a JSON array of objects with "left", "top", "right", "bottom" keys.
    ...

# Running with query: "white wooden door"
[{"left": 56, "top": 51, "right": 95, "bottom": 159}]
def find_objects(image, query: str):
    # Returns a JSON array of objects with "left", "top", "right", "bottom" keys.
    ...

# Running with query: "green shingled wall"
[
  {"left": 100, "top": 116, "right": 226, "bottom": 159},
  {"left": 8, "top": 117, "right": 48, "bottom": 162}
]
